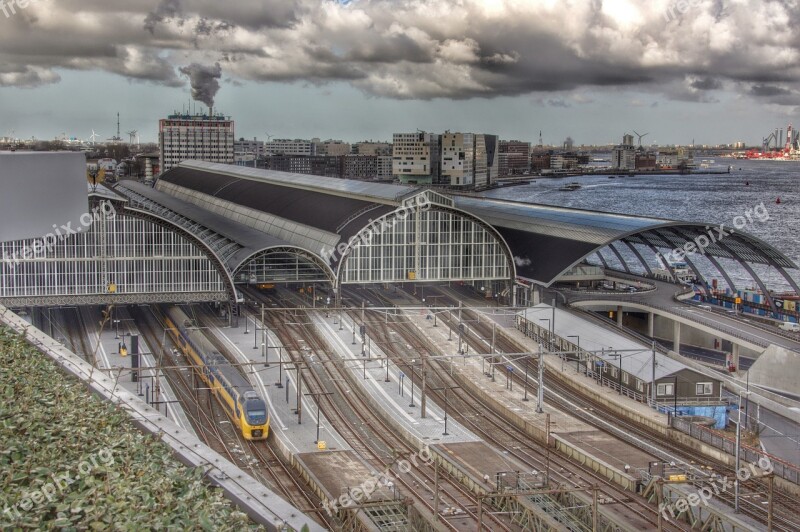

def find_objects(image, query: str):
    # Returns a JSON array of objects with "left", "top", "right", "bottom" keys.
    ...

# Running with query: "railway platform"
[
  {"left": 193, "top": 305, "right": 350, "bottom": 454},
  {"left": 309, "top": 309, "right": 481, "bottom": 447},
  {"left": 195, "top": 307, "right": 417, "bottom": 530},
  {"left": 402, "top": 307, "right": 653, "bottom": 491},
  {"left": 80, "top": 306, "right": 195, "bottom": 435}
]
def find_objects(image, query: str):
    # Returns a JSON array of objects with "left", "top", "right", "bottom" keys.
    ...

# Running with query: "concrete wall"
[{"left": 747, "top": 345, "right": 800, "bottom": 398}]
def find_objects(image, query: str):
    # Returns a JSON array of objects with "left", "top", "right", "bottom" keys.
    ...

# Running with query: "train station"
[
  {"left": 3, "top": 156, "right": 798, "bottom": 314},
  {"left": 2, "top": 152, "right": 799, "bottom": 531}
]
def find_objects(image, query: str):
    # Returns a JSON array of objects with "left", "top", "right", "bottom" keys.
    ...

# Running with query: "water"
[{"left": 482, "top": 160, "right": 800, "bottom": 292}]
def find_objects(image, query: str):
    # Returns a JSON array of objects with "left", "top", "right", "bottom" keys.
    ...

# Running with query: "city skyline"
[{"left": 1, "top": 1, "right": 799, "bottom": 146}]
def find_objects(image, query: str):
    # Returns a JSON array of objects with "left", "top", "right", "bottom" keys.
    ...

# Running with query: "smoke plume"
[{"left": 179, "top": 62, "right": 222, "bottom": 109}]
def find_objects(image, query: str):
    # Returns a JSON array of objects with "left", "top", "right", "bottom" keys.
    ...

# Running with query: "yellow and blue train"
[{"left": 165, "top": 307, "right": 270, "bottom": 441}]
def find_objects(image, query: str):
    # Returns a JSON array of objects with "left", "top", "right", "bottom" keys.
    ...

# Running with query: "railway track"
[
  {"left": 129, "top": 305, "right": 329, "bottom": 527},
  {"left": 345, "top": 287, "right": 677, "bottom": 532},
  {"left": 59, "top": 307, "right": 93, "bottom": 365},
  {"left": 242, "top": 287, "right": 517, "bottom": 531},
  {"left": 422, "top": 285, "right": 800, "bottom": 531}
]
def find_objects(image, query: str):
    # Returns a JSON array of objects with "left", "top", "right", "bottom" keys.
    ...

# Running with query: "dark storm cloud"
[
  {"left": 690, "top": 77, "right": 722, "bottom": 91},
  {"left": 1, "top": 0, "right": 799, "bottom": 107},
  {"left": 144, "top": 0, "right": 182, "bottom": 34},
  {"left": 750, "top": 84, "right": 792, "bottom": 97},
  {"left": 179, "top": 63, "right": 222, "bottom": 108}
]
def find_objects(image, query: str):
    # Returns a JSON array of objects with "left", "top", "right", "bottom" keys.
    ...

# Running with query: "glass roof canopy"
[{"left": 454, "top": 195, "right": 798, "bottom": 291}]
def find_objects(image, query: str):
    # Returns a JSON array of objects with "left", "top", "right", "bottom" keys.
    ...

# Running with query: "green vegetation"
[{"left": 0, "top": 325, "right": 262, "bottom": 530}]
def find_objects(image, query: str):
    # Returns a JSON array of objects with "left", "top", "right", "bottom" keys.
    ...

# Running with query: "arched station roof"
[
  {"left": 156, "top": 161, "right": 417, "bottom": 258},
  {"left": 133, "top": 161, "right": 798, "bottom": 305},
  {"left": 115, "top": 181, "right": 335, "bottom": 284},
  {"left": 453, "top": 196, "right": 799, "bottom": 296}
]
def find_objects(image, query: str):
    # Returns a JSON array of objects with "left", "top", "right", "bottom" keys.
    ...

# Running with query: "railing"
[
  {"left": 590, "top": 374, "right": 650, "bottom": 403},
  {"left": 670, "top": 416, "right": 800, "bottom": 485},
  {"left": 572, "top": 294, "right": 770, "bottom": 348}
]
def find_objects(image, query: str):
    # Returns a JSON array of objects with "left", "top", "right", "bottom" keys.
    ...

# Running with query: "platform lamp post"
[
  {"left": 262, "top": 305, "right": 270, "bottom": 367},
  {"left": 408, "top": 360, "right": 416, "bottom": 408},
  {"left": 567, "top": 335, "right": 580, "bottom": 373},
  {"left": 448, "top": 309, "right": 453, "bottom": 341},
  {"left": 275, "top": 342, "right": 284, "bottom": 389},
  {"left": 607, "top": 352, "right": 622, "bottom": 395},
  {"left": 522, "top": 353, "right": 530, "bottom": 402},
  {"left": 431, "top": 385, "right": 459, "bottom": 436},
  {"left": 536, "top": 343, "right": 544, "bottom": 413},
  {"left": 539, "top": 318, "right": 552, "bottom": 352},
  {"left": 305, "top": 391, "right": 333, "bottom": 444}
]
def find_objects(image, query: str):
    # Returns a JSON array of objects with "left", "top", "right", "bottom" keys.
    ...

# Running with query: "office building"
[
  {"left": 440, "top": 132, "right": 498, "bottom": 188},
  {"left": 317, "top": 140, "right": 351, "bottom": 157},
  {"left": 158, "top": 112, "right": 235, "bottom": 174},
  {"left": 393, "top": 132, "right": 441, "bottom": 185},
  {"left": 234, "top": 138, "right": 265, "bottom": 166},
  {"left": 353, "top": 142, "right": 393, "bottom": 156},
  {"left": 343, "top": 155, "right": 377, "bottom": 180},
  {"left": 265, "top": 139, "right": 316, "bottom": 156},
  {"left": 499, "top": 140, "right": 531, "bottom": 175},
  {"left": 263, "top": 155, "right": 343, "bottom": 178},
  {"left": 612, "top": 134, "right": 636, "bottom": 171},
  {"left": 441, "top": 132, "right": 476, "bottom": 187},
  {"left": 377, "top": 155, "right": 393, "bottom": 180}
]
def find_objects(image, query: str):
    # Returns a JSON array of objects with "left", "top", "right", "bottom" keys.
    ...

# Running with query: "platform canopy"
[{"left": 454, "top": 196, "right": 799, "bottom": 304}]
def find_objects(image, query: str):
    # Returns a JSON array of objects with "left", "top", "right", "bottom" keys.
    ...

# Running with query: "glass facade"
[
  {"left": 235, "top": 249, "right": 333, "bottom": 284},
  {"left": 341, "top": 208, "right": 511, "bottom": 284},
  {"left": 0, "top": 214, "right": 226, "bottom": 301}
]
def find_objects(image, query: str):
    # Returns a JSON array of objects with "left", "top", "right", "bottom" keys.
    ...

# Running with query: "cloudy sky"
[{"left": 1, "top": 0, "right": 799, "bottom": 145}]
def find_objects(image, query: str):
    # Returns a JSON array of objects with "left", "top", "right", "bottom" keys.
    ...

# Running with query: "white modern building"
[
  {"left": 440, "top": 132, "right": 498, "bottom": 188},
  {"left": 159, "top": 113, "right": 235, "bottom": 174},
  {"left": 393, "top": 132, "right": 441, "bottom": 185},
  {"left": 441, "top": 132, "right": 476, "bottom": 187}
]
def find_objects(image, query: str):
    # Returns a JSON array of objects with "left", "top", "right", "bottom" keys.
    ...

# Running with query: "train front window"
[{"left": 246, "top": 408, "right": 267, "bottom": 424}]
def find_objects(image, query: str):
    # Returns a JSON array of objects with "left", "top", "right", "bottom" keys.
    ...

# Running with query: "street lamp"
[{"left": 567, "top": 335, "right": 580, "bottom": 372}]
